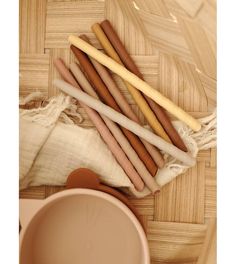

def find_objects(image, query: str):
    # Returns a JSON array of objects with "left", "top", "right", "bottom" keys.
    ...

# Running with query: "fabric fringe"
[
  {"left": 20, "top": 92, "right": 83, "bottom": 127},
  {"left": 154, "top": 110, "right": 216, "bottom": 188},
  {"left": 19, "top": 92, "right": 45, "bottom": 106}
]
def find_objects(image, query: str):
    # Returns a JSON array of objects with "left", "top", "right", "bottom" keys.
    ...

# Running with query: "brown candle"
[
  {"left": 100, "top": 19, "right": 187, "bottom": 152},
  {"left": 71, "top": 43, "right": 158, "bottom": 176}
]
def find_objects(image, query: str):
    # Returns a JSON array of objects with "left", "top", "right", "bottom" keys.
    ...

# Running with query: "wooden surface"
[{"left": 19, "top": 0, "right": 216, "bottom": 263}]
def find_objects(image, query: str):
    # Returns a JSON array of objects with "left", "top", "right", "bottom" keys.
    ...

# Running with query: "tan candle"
[
  {"left": 92, "top": 24, "right": 171, "bottom": 142},
  {"left": 99, "top": 20, "right": 187, "bottom": 152}
]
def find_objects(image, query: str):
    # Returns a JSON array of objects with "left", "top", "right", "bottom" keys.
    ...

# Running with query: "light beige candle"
[
  {"left": 68, "top": 35, "right": 201, "bottom": 132},
  {"left": 54, "top": 79, "right": 196, "bottom": 167}
]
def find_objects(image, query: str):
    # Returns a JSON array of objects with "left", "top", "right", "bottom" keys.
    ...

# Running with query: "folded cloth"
[{"left": 19, "top": 92, "right": 216, "bottom": 197}]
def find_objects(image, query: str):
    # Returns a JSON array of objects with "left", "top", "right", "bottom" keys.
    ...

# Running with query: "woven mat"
[{"left": 19, "top": 0, "right": 216, "bottom": 263}]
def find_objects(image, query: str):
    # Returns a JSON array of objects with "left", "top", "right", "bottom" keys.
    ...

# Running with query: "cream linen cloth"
[{"left": 20, "top": 93, "right": 216, "bottom": 197}]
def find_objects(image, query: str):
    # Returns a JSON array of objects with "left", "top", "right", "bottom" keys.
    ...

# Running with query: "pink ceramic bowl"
[{"left": 20, "top": 188, "right": 150, "bottom": 264}]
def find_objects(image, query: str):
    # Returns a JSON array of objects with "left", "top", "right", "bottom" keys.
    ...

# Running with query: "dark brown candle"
[
  {"left": 100, "top": 19, "right": 187, "bottom": 152},
  {"left": 71, "top": 43, "right": 159, "bottom": 176}
]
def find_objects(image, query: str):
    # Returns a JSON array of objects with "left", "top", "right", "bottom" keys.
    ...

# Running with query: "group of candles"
[{"left": 54, "top": 20, "right": 200, "bottom": 193}]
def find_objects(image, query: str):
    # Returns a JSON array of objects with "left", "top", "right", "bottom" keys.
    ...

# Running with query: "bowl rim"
[{"left": 19, "top": 188, "right": 150, "bottom": 264}]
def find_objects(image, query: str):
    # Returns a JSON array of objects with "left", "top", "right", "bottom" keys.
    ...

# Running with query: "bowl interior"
[{"left": 20, "top": 192, "right": 147, "bottom": 264}]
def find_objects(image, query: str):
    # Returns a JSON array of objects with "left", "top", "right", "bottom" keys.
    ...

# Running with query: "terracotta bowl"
[{"left": 20, "top": 169, "right": 150, "bottom": 264}]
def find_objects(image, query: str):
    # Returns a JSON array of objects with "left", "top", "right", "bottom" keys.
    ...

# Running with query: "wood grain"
[
  {"left": 147, "top": 221, "right": 206, "bottom": 263},
  {"left": 197, "top": 218, "right": 216, "bottom": 264},
  {"left": 205, "top": 167, "right": 216, "bottom": 218},
  {"left": 20, "top": 54, "right": 50, "bottom": 96},
  {"left": 154, "top": 161, "right": 205, "bottom": 223},
  {"left": 45, "top": 1, "right": 104, "bottom": 49},
  {"left": 20, "top": 0, "right": 47, "bottom": 54},
  {"left": 174, "top": 0, "right": 203, "bottom": 17}
]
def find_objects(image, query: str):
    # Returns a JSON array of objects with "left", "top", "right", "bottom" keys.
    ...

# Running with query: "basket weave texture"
[{"left": 19, "top": 0, "right": 216, "bottom": 263}]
